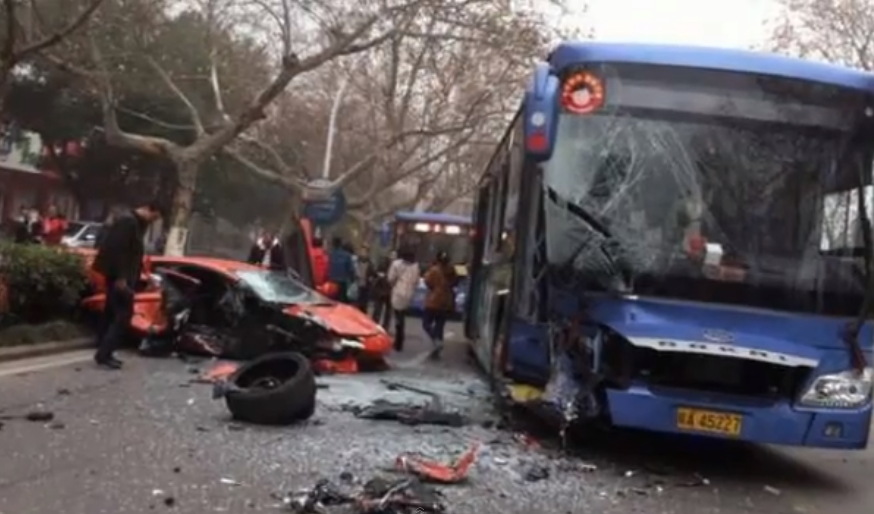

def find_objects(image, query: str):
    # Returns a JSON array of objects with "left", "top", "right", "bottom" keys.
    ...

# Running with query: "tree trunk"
[
  {"left": 279, "top": 190, "right": 301, "bottom": 235},
  {"left": 163, "top": 159, "right": 199, "bottom": 256}
]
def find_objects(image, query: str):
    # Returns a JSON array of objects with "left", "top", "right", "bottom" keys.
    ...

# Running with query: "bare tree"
[
  {"left": 0, "top": 0, "right": 105, "bottom": 114},
  {"left": 226, "top": 0, "right": 558, "bottom": 233},
  {"left": 770, "top": 0, "right": 874, "bottom": 69},
  {"left": 769, "top": 0, "right": 874, "bottom": 249},
  {"left": 51, "top": 0, "right": 434, "bottom": 255}
]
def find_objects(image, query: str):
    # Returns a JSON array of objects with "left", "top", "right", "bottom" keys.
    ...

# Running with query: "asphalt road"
[{"left": 0, "top": 322, "right": 871, "bottom": 514}]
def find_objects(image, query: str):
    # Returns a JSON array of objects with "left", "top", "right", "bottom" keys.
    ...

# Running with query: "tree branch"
[
  {"left": 2, "top": 0, "right": 15, "bottom": 68},
  {"left": 145, "top": 55, "right": 206, "bottom": 135},
  {"left": 183, "top": 14, "right": 390, "bottom": 162},
  {"left": 15, "top": 0, "right": 104, "bottom": 60},
  {"left": 224, "top": 145, "right": 304, "bottom": 191},
  {"left": 86, "top": 34, "right": 179, "bottom": 157}
]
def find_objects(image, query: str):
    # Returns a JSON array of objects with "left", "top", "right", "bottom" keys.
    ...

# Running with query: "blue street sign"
[{"left": 302, "top": 187, "right": 347, "bottom": 226}]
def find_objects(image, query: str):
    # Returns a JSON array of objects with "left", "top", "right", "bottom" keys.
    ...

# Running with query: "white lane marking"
[{"left": 0, "top": 350, "right": 94, "bottom": 379}]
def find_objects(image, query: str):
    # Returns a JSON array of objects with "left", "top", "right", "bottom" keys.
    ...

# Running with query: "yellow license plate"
[{"left": 676, "top": 407, "right": 743, "bottom": 436}]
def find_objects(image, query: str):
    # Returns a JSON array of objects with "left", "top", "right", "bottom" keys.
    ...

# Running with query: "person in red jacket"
[
  {"left": 311, "top": 237, "right": 329, "bottom": 287},
  {"left": 42, "top": 204, "right": 68, "bottom": 246}
]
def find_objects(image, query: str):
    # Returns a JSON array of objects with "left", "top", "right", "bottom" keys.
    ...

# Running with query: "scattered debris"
[
  {"left": 354, "top": 400, "right": 465, "bottom": 427},
  {"left": 676, "top": 472, "right": 710, "bottom": 487},
  {"left": 523, "top": 464, "right": 550, "bottom": 482},
  {"left": 25, "top": 410, "right": 54, "bottom": 422},
  {"left": 349, "top": 380, "right": 467, "bottom": 427},
  {"left": 394, "top": 443, "right": 480, "bottom": 484},
  {"left": 285, "top": 477, "right": 445, "bottom": 514}
]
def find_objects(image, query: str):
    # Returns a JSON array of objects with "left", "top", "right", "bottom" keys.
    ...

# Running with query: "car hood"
[{"left": 284, "top": 303, "right": 380, "bottom": 337}]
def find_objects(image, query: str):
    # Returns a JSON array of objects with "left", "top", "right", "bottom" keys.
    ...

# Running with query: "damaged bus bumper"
[{"left": 604, "top": 386, "right": 872, "bottom": 449}]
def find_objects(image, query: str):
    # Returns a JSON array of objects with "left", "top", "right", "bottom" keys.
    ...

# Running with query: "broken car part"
[
  {"left": 394, "top": 443, "right": 480, "bottom": 484},
  {"left": 216, "top": 352, "right": 317, "bottom": 425},
  {"left": 355, "top": 400, "right": 466, "bottom": 427},
  {"left": 285, "top": 477, "right": 445, "bottom": 514}
]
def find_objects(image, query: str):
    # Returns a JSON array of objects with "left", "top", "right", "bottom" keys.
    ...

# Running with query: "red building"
[{"left": 0, "top": 129, "right": 78, "bottom": 223}]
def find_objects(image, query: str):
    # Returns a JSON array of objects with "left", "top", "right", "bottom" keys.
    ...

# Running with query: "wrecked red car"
[{"left": 76, "top": 253, "right": 393, "bottom": 373}]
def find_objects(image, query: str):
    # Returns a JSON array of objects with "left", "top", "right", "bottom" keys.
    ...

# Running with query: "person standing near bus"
[
  {"left": 42, "top": 204, "right": 68, "bottom": 246},
  {"left": 387, "top": 247, "right": 419, "bottom": 352},
  {"left": 422, "top": 251, "right": 459, "bottom": 359},
  {"left": 370, "top": 251, "right": 395, "bottom": 329},
  {"left": 328, "top": 237, "right": 356, "bottom": 302}
]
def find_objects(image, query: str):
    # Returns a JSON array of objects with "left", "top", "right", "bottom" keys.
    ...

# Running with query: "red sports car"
[{"left": 74, "top": 250, "right": 393, "bottom": 373}]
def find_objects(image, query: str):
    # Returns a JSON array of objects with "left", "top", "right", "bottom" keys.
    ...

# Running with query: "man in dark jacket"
[
  {"left": 327, "top": 237, "right": 356, "bottom": 302},
  {"left": 92, "top": 202, "right": 162, "bottom": 369},
  {"left": 247, "top": 229, "right": 286, "bottom": 270}
]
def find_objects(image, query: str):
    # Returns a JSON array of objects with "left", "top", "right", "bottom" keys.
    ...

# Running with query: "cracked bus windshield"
[{"left": 543, "top": 63, "right": 873, "bottom": 316}]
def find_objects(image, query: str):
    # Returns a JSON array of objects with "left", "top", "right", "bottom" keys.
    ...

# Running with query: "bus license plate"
[{"left": 676, "top": 407, "right": 743, "bottom": 436}]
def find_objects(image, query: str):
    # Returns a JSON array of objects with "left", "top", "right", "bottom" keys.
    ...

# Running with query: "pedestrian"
[
  {"left": 354, "top": 246, "right": 375, "bottom": 312},
  {"left": 25, "top": 207, "right": 42, "bottom": 243},
  {"left": 92, "top": 201, "right": 162, "bottom": 369},
  {"left": 310, "top": 237, "right": 329, "bottom": 288},
  {"left": 94, "top": 209, "right": 117, "bottom": 249},
  {"left": 422, "top": 251, "right": 459, "bottom": 359},
  {"left": 247, "top": 229, "right": 286, "bottom": 271},
  {"left": 387, "top": 246, "right": 420, "bottom": 352},
  {"left": 12, "top": 205, "right": 30, "bottom": 243},
  {"left": 327, "top": 237, "right": 356, "bottom": 303},
  {"left": 41, "top": 204, "right": 68, "bottom": 246},
  {"left": 370, "top": 251, "right": 394, "bottom": 329}
]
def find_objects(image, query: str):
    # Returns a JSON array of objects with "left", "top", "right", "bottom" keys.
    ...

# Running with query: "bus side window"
[{"left": 502, "top": 118, "right": 524, "bottom": 257}]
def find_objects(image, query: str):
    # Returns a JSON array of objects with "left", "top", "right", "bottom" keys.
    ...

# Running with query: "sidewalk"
[{"left": 0, "top": 337, "right": 92, "bottom": 363}]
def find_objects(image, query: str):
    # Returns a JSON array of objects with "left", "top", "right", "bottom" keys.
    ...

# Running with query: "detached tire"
[{"left": 225, "top": 352, "right": 317, "bottom": 425}]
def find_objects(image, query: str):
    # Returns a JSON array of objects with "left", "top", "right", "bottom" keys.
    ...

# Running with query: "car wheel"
[{"left": 224, "top": 352, "right": 317, "bottom": 425}]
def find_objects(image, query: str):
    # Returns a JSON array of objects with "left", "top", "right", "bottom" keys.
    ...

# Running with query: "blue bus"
[
  {"left": 386, "top": 211, "right": 472, "bottom": 314},
  {"left": 466, "top": 41, "right": 874, "bottom": 449}
]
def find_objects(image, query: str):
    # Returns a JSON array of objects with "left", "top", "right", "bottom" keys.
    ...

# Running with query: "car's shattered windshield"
[
  {"left": 236, "top": 270, "right": 325, "bottom": 305},
  {"left": 543, "top": 63, "right": 873, "bottom": 316}
]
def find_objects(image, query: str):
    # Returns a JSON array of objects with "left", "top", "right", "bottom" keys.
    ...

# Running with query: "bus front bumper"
[{"left": 605, "top": 386, "right": 872, "bottom": 449}]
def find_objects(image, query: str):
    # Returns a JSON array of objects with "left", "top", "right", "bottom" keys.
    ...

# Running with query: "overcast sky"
[{"left": 582, "top": 0, "right": 783, "bottom": 49}]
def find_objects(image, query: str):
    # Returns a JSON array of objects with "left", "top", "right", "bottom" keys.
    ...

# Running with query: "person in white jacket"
[{"left": 387, "top": 246, "right": 420, "bottom": 351}]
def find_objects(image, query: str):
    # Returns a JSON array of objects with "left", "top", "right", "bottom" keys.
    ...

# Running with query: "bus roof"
[
  {"left": 394, "top": 211, "right": 472, "bottom": 225},
  {"left": 549, "top": 42, "right": 874, "bottom": 93}
]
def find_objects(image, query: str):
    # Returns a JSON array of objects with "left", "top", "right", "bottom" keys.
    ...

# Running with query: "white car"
[{"left": 62, "top": 221, "right": 102, "bottom": 248}]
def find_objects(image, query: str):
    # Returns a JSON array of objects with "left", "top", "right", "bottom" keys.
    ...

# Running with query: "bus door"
[{"left": 466, "top": 118, "right": 523, "bottom": 374}]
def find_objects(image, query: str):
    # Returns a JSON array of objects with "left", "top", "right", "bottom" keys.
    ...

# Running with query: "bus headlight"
[{"left": 800, "top": 368, "right": 872, "bottom": 408}]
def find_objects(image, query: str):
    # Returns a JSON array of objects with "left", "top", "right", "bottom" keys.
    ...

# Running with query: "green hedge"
[{"left": 0, "top": 243, "right": 89, "bottom": 326}]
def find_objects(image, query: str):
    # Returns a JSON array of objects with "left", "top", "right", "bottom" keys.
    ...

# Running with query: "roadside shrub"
[
  {"left": 0, "top": 320, "right": 91, "bottom": 347},
  {"left": 0, "top": 243, "right": 89, "bottom": 325}
]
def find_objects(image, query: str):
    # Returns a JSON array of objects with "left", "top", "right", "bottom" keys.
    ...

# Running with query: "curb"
[{"left": 0, "top": 337, "right": 92, "bottom": 363}]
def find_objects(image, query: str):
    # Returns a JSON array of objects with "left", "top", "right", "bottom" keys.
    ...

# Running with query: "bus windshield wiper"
[{"left": 546, "top": 186, "right": 630, "bottom": 289}]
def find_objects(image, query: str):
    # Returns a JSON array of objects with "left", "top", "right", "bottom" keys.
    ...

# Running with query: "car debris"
[
  {"left": 284, "top": 476, "right": 446, "bottom": 514},
  {"left": 764, "top": 485, "right": 781, "bottom": 496},
  {"left": 350, "top": 380, "right": 468, "bottom": 427},
  {"left": 353, "top": 400, "right": 466, "bottom": 427},
  {"left": 212, "top": 352, "right": 317, "bottom": 425},
  {"left": 394, "top": 443, "right": 480, "bottom": 484}
]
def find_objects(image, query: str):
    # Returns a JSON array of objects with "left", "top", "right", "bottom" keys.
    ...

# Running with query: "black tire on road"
[{"left": 224, "top": 352, "right": 317, "bottom": 425}]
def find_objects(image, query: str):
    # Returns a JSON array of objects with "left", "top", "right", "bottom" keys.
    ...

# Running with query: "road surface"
[{"left": 0, "top": 323, "right": 870, "bottom": 514}]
